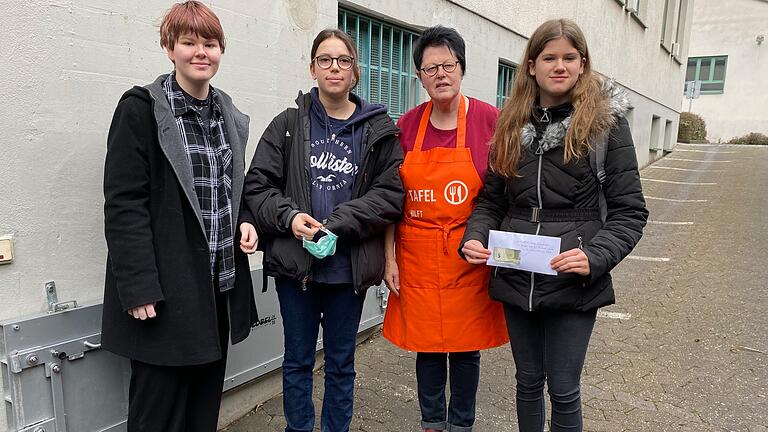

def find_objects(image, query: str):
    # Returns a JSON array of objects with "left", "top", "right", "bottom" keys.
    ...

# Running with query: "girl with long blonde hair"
[{"left": 461, "top": 19, "right": 648, "bottom": 431}]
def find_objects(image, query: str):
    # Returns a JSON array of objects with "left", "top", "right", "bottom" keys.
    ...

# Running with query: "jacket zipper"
[
  {"left": 350, "top": 125, "right": 375, "bottom": 294},
  {"left": 577, "top": 234, "right": 587, "bottom": 288},
  {"left": 300, "top": 109, "right": 314, "bottom": 284},
  {"left": 494, "top": 181, "right": 508, "bottom": 279},
  {"left": 529, "top": 143, "right": 545, "bottom": 312},
  {"left": 352, "top": 124, "right": 374, "bottom": 197}
]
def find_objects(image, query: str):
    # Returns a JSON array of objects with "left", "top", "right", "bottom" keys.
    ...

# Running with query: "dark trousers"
[
  {"left": 416, "top": 351, "right": 481, "bottom": 432},
  {"left": 276, "top": 278, "right": 366, "bottom": 432},
  {"left": 127, "top": 292, "right": 229, "bottom": 432},
  {"left": 503, "top": 305, "right": 597, "bottom": 432}
]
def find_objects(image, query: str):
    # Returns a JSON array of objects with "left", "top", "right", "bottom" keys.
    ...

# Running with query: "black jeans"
[
  {"left": 503, "top": 305, "right": 597, "bottom": 432},
  {"left": 127, "top": 292, "right": 229, "bottom": 432},
  {"left": 416, "top": 351, "right": 481, "bottom": 432}
]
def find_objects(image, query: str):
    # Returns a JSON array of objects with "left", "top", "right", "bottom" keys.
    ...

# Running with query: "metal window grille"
[
  {"left": 496, "top": 62, "right": 517, "bottom": 108},
  {"left": 685, "top": 56, "right": 727, "bottom": 94},
  {"left": 338, "top": 8, "right": 421, "bottom": 119}
]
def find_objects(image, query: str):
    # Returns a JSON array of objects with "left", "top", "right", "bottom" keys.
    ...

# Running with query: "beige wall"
[
  {"left": 0, "top": 1, "right": 333, "bottom": 429},
  {"left": 0, "top": 0, "right": 690, "bottom": 429},
  {"left": 0, "top": 0, "right": 331, "bottom": 329},
  {"left": 683, "top": 0, "right": 768, "bottom": 142},
  {"left": 346, "top": 0, "right": 691, "bottom": 164},
  {"left": 448, "top": 0, "right": 690, "bottom": 110}
]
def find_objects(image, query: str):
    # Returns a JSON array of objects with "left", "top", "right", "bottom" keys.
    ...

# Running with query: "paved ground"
[{"left": 225, "top": 144, "right": 768, "bottom": 432}]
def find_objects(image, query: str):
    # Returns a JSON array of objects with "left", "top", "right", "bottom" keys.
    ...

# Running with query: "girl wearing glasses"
[
  {"left": 244, "top": 29, "right": 404, "bottom": 432},
  {"left": 382, "top": 26, "right": 508, "bottom": 432},
  {"left": 461, "top": 19, "right": 647, "bottom": 431}
]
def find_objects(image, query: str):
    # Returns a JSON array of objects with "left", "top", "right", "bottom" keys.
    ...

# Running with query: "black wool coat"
[{"left": 102, "top": 75, "right": 257, "bottom": 366}]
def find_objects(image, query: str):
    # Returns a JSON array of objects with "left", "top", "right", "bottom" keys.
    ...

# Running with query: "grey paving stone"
[{"left": 224, "top": 145, "right": 768, "bottom": 431}]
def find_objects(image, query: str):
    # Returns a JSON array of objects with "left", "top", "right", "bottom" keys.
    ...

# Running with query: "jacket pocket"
[
  {"left": 263, "top": 236, "right": 310, "bottom": 280},
  {"left": 396, "top": 232, "right": 440, "bottom": 290},
  {"left": 555, "top": 230, "right": 590, "bottom": 292},
  {"left": 559, "top": 230, "right": 584, "bottom": 253},
  {"left": 355, "top": 236, "right": 385, "bottom": 290}
]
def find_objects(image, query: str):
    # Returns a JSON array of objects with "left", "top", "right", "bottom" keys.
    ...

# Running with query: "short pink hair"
[{"left": 159, "top": 1, "right": 226, "bottom": 52}]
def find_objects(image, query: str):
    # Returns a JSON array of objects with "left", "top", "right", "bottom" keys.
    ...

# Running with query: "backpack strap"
[
  {"left": 262, "top": 108, "right": 299, "bottom": 293},
  {"left": 589, "top": 132, "right": 609, "bottom": 223}
]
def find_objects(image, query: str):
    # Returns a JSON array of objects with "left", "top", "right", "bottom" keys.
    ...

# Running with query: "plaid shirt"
[{"left": 164, "top": 74, "right": 235, "bottom": 292}]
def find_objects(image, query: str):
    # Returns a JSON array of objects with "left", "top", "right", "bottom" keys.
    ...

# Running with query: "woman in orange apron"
[{"left": 382, "top": 26, "right": 508, "bottom": 432}]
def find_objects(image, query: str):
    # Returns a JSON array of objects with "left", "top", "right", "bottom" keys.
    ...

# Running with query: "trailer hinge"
[
  {"left": 45, "top": 281, "right": 78, "bottom": 313},
  {"left": 376, "top": 285, "right": 388, "bottom": 310}
]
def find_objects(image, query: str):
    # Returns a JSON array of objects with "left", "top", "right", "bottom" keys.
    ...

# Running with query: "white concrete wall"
[
  {"left": 0, "top": 0, "right": 690, "bottom": 429},
  {"left": 683, "top": 0, "right": 768, "bottom": 142},
  {"left": 0, "top": 1, "right": 335, "bottom": 429},
  {"left": 345, "top": 0, "right": 690, "bottom": 163},
  {"left": 447, "top": 0, "right": 689, "bottom": 111}
]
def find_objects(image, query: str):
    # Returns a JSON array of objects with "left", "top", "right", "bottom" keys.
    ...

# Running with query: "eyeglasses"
[
  {"left": 313, "top": 55, "right": 355, "bottom": 70},
  {"left": 419, "top": 61, "right": 459, "bottom": 77}
]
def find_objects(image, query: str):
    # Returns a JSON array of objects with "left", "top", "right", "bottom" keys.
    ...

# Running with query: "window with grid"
[
  {"left": 338, "top": 8, "right": 421, "bottom": 119},
  {"left": 496, "top": 62, "right": 517, "bottom": 108},
  {"left": 685, "top": 56, "right": 727, "bottom": 94}
]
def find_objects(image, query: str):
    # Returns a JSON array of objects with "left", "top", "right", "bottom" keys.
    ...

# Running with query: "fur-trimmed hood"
[{"left": 522, "top": 79, "right": 632, "bottom": 152}]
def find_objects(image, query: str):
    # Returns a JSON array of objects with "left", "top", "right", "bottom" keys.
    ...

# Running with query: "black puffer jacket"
[
  {"left": 244, "top": 92, "right": 404, "bottom": 293},
  {"left": 462, "top": 83, "right": 648, "bottom": 312}
]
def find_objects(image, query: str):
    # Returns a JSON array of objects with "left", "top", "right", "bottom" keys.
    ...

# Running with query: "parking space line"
[
  {"left": 626, "top": 256, "right": 671, "bottom": 262},
  {"left": 644, "top": 196, "right": 708, "bottom": 203},
  {"left": 665, "top": 157, "right": 733, "bottom": 163},
  {"left": 647, "top": 166, "right": 723, "bottom": 173},
  {"left": 647, "top": 221, "right": 694, "bottom": 225},
  {"left": 641, "top": 178, "right": 717, "bottom": 185},
  {"left": 673, "top": 149, "right": 737, "bottom": 154},
  {"left": 597, "top": 311, "right": 632, "bottom": 320}
]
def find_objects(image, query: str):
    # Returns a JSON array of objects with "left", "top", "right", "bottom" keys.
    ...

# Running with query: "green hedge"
[
  {"left": 677, "top": 112, "right": 707, "bottom": 142},
  {"left": 729, "top": 132, "right": 768, "bottom": 145}
]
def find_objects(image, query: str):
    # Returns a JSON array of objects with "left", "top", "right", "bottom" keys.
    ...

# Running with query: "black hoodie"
[
  {"left": 308, "top": 88, "right": 388, "bottom": 283},
  {"left": 243, "top": 90, "right": 405, "bottom": 293}
]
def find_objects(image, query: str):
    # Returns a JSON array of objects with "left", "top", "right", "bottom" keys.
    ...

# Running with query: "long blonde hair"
[{"left": 490, "top": 19, "right": 615, "bottom": 178}]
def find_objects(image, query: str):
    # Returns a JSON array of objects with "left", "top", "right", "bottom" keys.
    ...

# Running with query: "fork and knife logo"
[{"left": 444, "top": 180, "right": 469, "bottom": 205}]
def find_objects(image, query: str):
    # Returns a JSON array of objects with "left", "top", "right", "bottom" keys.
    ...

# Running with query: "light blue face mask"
[{"left": 302, "top": 227, "right": 338, "bottom": 259}]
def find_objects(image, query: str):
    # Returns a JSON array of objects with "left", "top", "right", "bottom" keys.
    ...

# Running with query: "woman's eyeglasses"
[
  {"left": 419, "top": 61, "right": 458, "bottom": 77},
  {"left": 313, "top": 55, "right": 355, "bottom": 70}
]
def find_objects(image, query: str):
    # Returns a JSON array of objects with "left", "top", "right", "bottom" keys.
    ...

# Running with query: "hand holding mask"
[{"left": 302, "top": 227, "right": 338, "bottom": 259}]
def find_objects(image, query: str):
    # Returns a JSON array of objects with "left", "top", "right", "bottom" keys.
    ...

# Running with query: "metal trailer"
[{"left": 1, "top": 268, "right": 388, "bottom": 432}]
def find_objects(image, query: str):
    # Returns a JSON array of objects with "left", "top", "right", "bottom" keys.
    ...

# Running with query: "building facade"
[
  {"left": 683, "top": 0, "right": 768, "bottom": 142},
  {"left": 0, "top": 0, "right": 692, "bottom": 429}
]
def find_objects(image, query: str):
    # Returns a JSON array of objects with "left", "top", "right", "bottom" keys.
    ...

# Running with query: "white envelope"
[{"left": 486, "top": 230, "right": 561, "bottom": 276}]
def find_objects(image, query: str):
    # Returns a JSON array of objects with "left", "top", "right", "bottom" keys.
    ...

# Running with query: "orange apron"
[{"left": 383, "top": 97, "right": 508, "bottom": 352}]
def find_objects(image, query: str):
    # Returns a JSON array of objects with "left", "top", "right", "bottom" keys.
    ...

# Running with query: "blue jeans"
[
  {"left": 503, "top": 306, "right": 597, "bottom": 432},
  {"left": 276, "top": 278, "right": 366, "bottom": 432},
  {"left": 417, "top": 351, "right": 481, "bottom": 432}
]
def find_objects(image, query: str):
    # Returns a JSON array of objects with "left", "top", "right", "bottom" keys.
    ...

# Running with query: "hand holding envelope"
[
  {"left": 486, "top": 230, "right": 562, "bottom": 276},
  {"left": 549, "top": 247, "right": 591, "bottom": 276}
]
